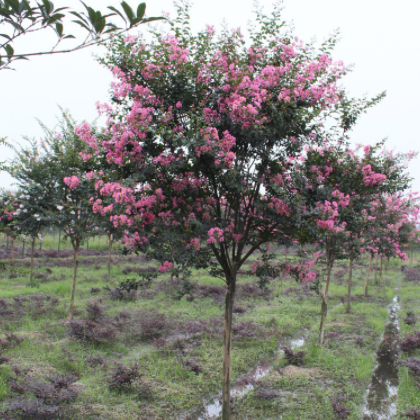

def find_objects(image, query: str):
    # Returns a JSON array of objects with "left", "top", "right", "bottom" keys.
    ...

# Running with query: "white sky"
[{"left": 1, "top": 0, "right": 419, "bottom": 191}]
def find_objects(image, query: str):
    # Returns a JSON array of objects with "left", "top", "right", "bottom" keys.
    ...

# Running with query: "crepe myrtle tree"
[
  {"left": 362, "top": 192, "right": 420, "bottom": 295},
  {"left": 0, "top": 0, "right": 164, "bottom": 70},
  {"left": 34, "top": 111, "right": 104, "bottom": 318},
  {"left": 76, "top": 4, "right": 386, "bottom": 417},
  {"left": 5, "top": 137, "right": 59, "bottom": 283},
  {"left": 0, "top": 189, "right": 19, "bottom": 270},
  {"left": 291, "top": 142, "right": 411, "bottom": 344}
]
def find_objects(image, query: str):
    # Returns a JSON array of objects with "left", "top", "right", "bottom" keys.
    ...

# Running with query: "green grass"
[{"left": 0, "top": 243, "right": 419, "bottom": 419}]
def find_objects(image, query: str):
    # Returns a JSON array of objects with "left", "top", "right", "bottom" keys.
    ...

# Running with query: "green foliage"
[{"left": 0, "top": 0, "right": 165, "bottom": 70}]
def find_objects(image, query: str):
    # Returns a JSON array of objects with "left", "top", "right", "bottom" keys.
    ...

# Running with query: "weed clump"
[
  {"left": 404, "top": 408, "right": 420, "bottom": 419},
  {"left": 400, "top": 357, "right": 420, "bottom": 389},
  {"left": 67, "top": 319, "right": 116, "bottom": 344},
  {"left": 1, "top": 373, "right": 80, "bottom": 419},
  {"left": 404, "top": 311, "right": 417, "bottom": 326},
  {"left": 139, "top": 313, "right": 168, "bottom": 339},
  {"left": 399, "top": 331, "right": 420, "bottom": 352},
  {"left": 253, "top": 381, "right": 280, "bottom": 400},
  {"left": 183, "top": 358, "right": 203, "bottom": 374},
  {"left": 86, "top": 302, "right": 105, "bottom": 322},
  {"left": 282, "top": 346, "right": 305, "bottom": 366},
  {"left": 330, "top": 394, "right": 349, "bottom": 419},
  {"left": 405, "top": 268, "right": 420, "bottom": 282},
  {"left": 108, "top": 362, "right": 143, "bottom": 391}
]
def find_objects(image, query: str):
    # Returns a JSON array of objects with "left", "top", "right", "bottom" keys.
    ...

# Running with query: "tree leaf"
[
  {"left": 4, "top": 44, "right": 14, "bottom": 59},
  {"left": 120, "top": 1, "right": 134, "bottom": 24},
  {"left": 79, "top": 1, "right": 98, "bottom": 25},
  {"left": 141, "top": 16, "right": 165, "bottom": 23},
  {"left": 72, "top": 19, "right": 91, "bottom": 32},
  {"left": 136, "top": 2, "right": 145, "bottom": 20},
  {"left": 8, "top": 20, "right": 24, "bottom": 32},
  {"left": 4, "top": 0, "right": 19, "bottom": 14},
  {"left": 55, "top": 22, "right": 63, "bottom": 37},
  {"left": 94, "top": 16, "right": 105, "bottom": 34},
  {"left": 63, "top": 34, "right": 75, "bottom": 39},
  {"left": 0, "top": 33, "right": 11, "bottom": 40},
  {"left": 0, "top": 8, "right": 12, "bottom": 18},
  {"left": 107, "top": 6, "right": 126, "bottom": 24},
  {"left": 41, "top": 0, "right": 51, "bottom": 14},
  {"left": 69, "top": 11, "right": 89, "bottom": 24}
]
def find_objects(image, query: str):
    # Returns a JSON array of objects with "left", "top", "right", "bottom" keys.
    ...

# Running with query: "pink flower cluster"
[
  {"left": 159, "top": 261, "right": 173, "bottom": 272},
  {"left": 63, "top": 176, "right": 79, "bottom": 191}
]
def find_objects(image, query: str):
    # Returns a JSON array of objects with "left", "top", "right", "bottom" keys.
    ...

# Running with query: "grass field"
[{"left": 1, "top": 237, "right": 420, "bottom": 419}]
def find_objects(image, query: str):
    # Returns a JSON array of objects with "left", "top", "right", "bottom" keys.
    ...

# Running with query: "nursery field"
[{"left": 1, "top": 241, "right": 420, "bottom": 420}]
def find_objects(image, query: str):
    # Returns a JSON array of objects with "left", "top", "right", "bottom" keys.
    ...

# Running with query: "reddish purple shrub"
[
  {"left": 253, "top": 381, "right": 280, "bottom": 400},
  {"left": 183, "top": 358, "right": 203, "bottom": 374},
  {"left": 282, "top": 346, "right": 305, "bottom": 366},
  {"left": 399, "top": 331, "right": 420, "bottom": 352},
  {"left": 67, "top": 319, "right": 116, "bottom": 344},
  {"left": 108, "top": 362, "right": 143, "bottom": 391},
  {"left": 330, "top": 394, "right": 350, "bottom": 419},
  {"left": 139, "top": 313, "right": 168, "bottom": 339},
  {"left": 86, "top": 302, "right": 106, "bottom": 322},
  {"left": 404, "top": 311, "right": 417, "bottom": 326},
  {"left": 405, "top": 268, "right": 420, "bottom": 282},
  {"left": 404, "top": 408, "right": 420, "bottom": 419}
]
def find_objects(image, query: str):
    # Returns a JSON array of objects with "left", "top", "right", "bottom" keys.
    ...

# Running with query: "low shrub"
[
  {"left": 330, "top": 394, "right": 349, "bottom": 419},
  {"left": 253, "top": 381, "right": 280, "bottom": 400},
  {"left": 108, "top": 362, "right": 143, "bottom": 391},
  {"left": 404, "top": 408, "right": 420, "bottom": 419},
  {"left": 183, "top": 358, "right": 203, "bottom": 374},
  {"left": 67, "top": 319, "right": 116, "bottom": 344},
  {"left": 282, "top": 346, "right": 305, "bottom": 366},
  {"left": 404, "top": 311, "right": 417, "bottom": 326},
  {"left": 399, "top": 331, "right": 420, "bottom": 352},
  {"left": 405, "top": 268, "right": 420, "bottom": 282}
]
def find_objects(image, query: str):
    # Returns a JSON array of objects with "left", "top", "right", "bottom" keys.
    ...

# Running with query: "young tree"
[
  {"left": 5, "top": 109, "right": 102, "bottom": 314},
  {"left": 6, "top": 140, "right": 58, "bottom": 283},
  {"left": 362, "top": 193, "right": 419, "bottom": 295},
  {"left": 78, "top": 5, "right": 385, "bottom": 417},
  {"left": 40, "top": 112, "right": 101, "bottom": 318},
  {"left": 291, "top": 142, "right": 409, "bottom": 344},
  {"left": 0, "top": 0, "right": 163, "bottom": 70}
]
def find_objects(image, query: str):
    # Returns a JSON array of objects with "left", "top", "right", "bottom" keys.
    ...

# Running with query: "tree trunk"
[
  {"left": 39, "top": 241, "right": 42, "bottom": 251},
  {"left": 22, "top": 240, "right": 25, "bottom": 258},
  {"left": 380, "top": 258, "right": 383, "bottom": 281},
  {"left": 58, "top": 230, "right": 61, "bottom": 253},
  {"left": 319, "top": 263, "right": 333, "bottom": 345},
  {"left": 68, "top": 245, "right": 80, "bottom": 319},
  {"left": 6, "top": 235, "right": 9, "bottom": 251},
  {"left": 346, "top": 257, "right": 353, "bottom": 314},
  {"left": 107, "top": 235, "right": 113, "bottom": 275},
  {"left": 30, "top": 237, "right": 35, "bottom": 285},
  {"left": 285, "top": 246, "right": 289, "bottom": 262},
  {"left": 222, "top": 277, "right": 236, "bottom": 420},
  {"left": 364, "top": 253, "right": 373, "bottom": 296},
  {"left": 374, "top": 252, "right": 379, "bottom": 285},
  {"left": 11, "top": 238, "right": 14, "bottom": 268}
]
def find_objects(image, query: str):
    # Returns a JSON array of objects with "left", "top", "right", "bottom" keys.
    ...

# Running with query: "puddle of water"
[
  {"left": 186, "top": 335, "right": 306, "bottom": 420},
  {"left": 362, "top": 295, "right": 400, "bottom": 420}
]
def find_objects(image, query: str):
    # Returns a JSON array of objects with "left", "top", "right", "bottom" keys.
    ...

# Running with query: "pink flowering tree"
[
  {"left": 8, "top": 110, "right": 103, "bottom": 316},
  {"left": 291, "top": 142, "right": 410, "bottom": 344},
  {"left": 5, "top": 139, "right": 60, "bottom": 283},
  {"left": 78, "top": 5, "right": 385, "bottom": 417},
  {"left": 362, "top": 192, "right": 420, "bottom": 295}
]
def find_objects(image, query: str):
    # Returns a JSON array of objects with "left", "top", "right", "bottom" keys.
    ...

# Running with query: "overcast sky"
[{"left": 1, "top": 0, "right": 419, "bottom": 191}]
